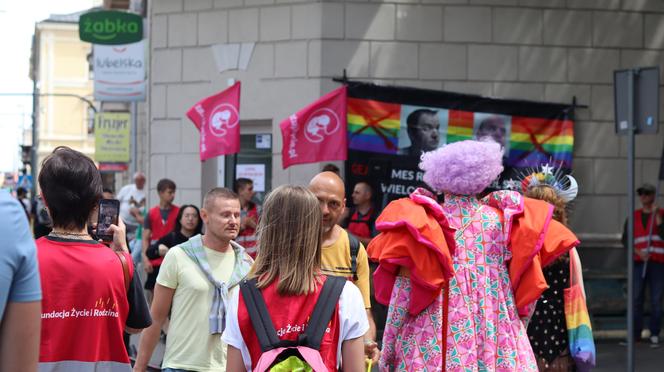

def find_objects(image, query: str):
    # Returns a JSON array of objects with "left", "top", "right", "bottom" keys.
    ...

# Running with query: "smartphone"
[{"left": 97, "top": 199, "right": 120, "bottom": 241}]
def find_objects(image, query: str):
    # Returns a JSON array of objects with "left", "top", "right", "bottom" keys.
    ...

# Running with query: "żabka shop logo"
[{"left": 79, "top": 11, "right": 143, "bottom": 45}]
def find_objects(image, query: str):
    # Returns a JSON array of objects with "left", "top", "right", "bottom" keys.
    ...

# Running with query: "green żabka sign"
[{"left": 79, "top": 10, "right": 142, "bottom": 45}]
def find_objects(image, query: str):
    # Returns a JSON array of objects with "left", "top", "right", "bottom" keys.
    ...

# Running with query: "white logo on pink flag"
[
  {"left": 304, "top": 108, "right": 340, "bottom": 143},
  {"left": 209, "top": 104, "right": 239, "bottom": 137},
  {"left": 186, "top": 82, "right": 241, "bottom": 161}
]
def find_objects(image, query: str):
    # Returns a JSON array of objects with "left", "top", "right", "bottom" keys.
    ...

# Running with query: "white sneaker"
[{"left": 650, "top": 335, "right": 660, "bottom": 348}]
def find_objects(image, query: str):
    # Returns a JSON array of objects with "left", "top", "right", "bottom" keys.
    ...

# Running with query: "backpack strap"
[
  {"left": 347, "top": 233, "right": 360, "bottom": 281},
  {"left": 240, "top": 278, "right": 282, "bottom": 352},
  {"left": 300, "top": 276, "right": 346, "bottom": 350}
]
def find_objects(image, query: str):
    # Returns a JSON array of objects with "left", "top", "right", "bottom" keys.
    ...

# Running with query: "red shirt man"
[
  {"left": 141, "top": 179, "right": 179, "bottom": 291},
  {"left": 234, "top": 178, "right": 259, "bottom": 258}
]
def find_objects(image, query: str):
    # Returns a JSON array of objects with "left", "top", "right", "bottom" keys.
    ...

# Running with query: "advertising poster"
[{"left": 95, "top": 112, "right": 131, "bottom": 164}]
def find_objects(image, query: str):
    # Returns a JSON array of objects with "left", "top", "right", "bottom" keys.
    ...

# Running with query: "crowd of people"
[{"left": 0, "top": 139, "right": 608, "bottom": 371}]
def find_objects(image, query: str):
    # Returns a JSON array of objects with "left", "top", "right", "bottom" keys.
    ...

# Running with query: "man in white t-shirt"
[{"left": 116, "top": 172, "right": 146, "bottom": 241}]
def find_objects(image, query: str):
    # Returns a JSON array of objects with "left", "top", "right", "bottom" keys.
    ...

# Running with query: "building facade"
[
  {"left": 32, "top": 13, "right": 96, "bottom": 170},
  {"left": 146, "top": 0, "right": 664, "bottom": 321}
]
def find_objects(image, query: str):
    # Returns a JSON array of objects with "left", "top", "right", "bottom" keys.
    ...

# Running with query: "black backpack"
[{"left": 239, "top": 276, "right": 346, "bottom": 371}]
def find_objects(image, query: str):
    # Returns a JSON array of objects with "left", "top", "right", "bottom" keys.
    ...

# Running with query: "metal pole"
[
  {"left": 130, "top": 101, "right": 138, "bottom": 176},
  {"left": 626, "top": 68, "right": 636, "bottom": 372},
  {"left": 30, "top": 36, "right": 39, "bottom": 198}
]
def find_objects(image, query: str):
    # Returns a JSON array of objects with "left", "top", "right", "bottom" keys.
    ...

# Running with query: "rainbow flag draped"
[
  {"left": 509, "top": 116, "right": 574, "bottom": 169},
  {"left": 347, "top": 98, "right": 400, "bottom": 154}
]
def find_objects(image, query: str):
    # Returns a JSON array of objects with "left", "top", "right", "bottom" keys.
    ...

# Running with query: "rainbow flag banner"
[
  {"left": 347, "top": 98, "right": 400, "bottom": 154},
  {"left": 344, "top": 81, "right": 576, "bottom": 204},
  {"left": 509, "top": 116, "right": 574, "bottom": 168},
  {"left": 446, "top": 110, "right": 475, "bottom": 144}
]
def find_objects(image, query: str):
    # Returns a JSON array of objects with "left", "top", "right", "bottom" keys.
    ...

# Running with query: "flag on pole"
[
  {"left": 280, "top": 86, "right": 347, "bottom": 169},
  {"left": 186, "top": 82, "right": 241, "bottom": 161}
]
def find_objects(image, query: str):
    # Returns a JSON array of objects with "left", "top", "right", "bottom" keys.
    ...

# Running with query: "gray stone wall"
[{"left": 147, "top": 0, "right": 664, "bottom": 237}]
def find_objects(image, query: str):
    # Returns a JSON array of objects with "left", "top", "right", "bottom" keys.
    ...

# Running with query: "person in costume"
[
  {"left": 367, "top": 140, "right": 580, "bottom": 371},
  {"left": 520, "top": 166, "right": 593, "bottom": 371}
]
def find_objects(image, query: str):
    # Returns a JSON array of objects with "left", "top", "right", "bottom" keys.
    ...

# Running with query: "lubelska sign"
[{"left": 79, "top": 10, "right": 142, "bottom": 45}]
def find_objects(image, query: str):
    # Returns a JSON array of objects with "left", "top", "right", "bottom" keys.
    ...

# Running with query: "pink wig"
[{"left": 419, "top": 140, "right": 503, "bottom": 195}]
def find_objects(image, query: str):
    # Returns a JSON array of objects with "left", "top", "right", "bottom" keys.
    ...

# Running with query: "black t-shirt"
[
  {"left": 146, "top": 231, "right": 190, "bottom": 260},
  {"left": 126, "top": 269, "right": 152, "bottom": 329}
]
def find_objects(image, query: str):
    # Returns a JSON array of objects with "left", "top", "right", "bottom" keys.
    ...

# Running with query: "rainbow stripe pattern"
[
  {"left": 508, "top": 116, "right": 574, "bottom": 168},
  {"left": 347, "top": 98, "right": 401, "bottom": 154},
  {"left": 346, "top": 98, "right": 574, "bottom": 168},
  {"left": 564, "top": 284, "right": 596, "bottom": 372},
  {"left": 446, "top": 110, "right": 474, "bottom": 144}
]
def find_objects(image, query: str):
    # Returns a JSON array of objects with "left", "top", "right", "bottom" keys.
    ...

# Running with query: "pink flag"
[
  {"left": 186, "top": 82, "right": 241, "bottom": 161},
  {"left": 280, "top": 86, "right": 347, "bottom": 169}
]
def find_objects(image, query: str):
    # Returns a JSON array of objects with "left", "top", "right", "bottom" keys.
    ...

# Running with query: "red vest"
[
  {"left": 237, "top": 276, "right": 342, "bottom": 371},
  {"left": 147, "top": 205, "right": 179, "bottom": 266},
  {"left": 236, "top": 204, "right": 258, "bottom": 258},
  {"left": 633, "top": 209, "right": 664, "bottom": 263},
  {"left": 37, "top": 237, "right": 132, "bottom": 369},
  {"left": 347, "top": 208, "right": 374, "bottom": 239}
]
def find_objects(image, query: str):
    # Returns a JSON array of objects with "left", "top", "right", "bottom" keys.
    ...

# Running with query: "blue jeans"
[{"left": 633, "top": 261, "right": 664, "bottom": 338}]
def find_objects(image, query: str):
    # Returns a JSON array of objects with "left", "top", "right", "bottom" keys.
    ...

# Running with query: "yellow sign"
[{"left": 95, "top": 112, "right": 130, "bottom": 163}]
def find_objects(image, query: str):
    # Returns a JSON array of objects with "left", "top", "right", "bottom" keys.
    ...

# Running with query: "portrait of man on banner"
[
  {"left": 397, "top": 106, "right": 449, "bottom": 157},
  {"left": 473, "top": 113, "right": 511, "bottom": 157}
]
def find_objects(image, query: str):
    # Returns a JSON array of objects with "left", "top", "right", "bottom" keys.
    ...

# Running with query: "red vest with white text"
[
  {"left": 37, "top": 237, "right": 132, "bottom": 371},
  {"left": 147, "top": 205, "right": 179, "bottom": 266},
  {"left": 633, "top": 209, "right": 664, "bottom": 263},
  {"left": 237, "top": 276, "right": 342, "bottom": 371}
]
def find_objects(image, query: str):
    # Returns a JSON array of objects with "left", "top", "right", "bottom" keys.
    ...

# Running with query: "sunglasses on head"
[{"left": 638, "top": 191, "right": 655, "bottom": 196}]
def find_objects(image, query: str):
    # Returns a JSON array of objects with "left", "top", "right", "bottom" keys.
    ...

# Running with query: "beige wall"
[
  {"left": 147, "top": 0, "right": 664, "bottom": 238},
  {"left": 35, "top": 22, "right": 95, "bottom": 168}
]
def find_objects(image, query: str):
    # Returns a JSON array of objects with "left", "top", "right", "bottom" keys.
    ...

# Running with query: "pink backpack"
[{"left": 239, "top": 276, "right": 346, "bottom": 372}]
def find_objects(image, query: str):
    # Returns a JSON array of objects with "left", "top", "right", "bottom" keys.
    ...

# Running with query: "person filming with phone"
[{"left": 35, "top": 146, "right": 151, "bottom": 372}]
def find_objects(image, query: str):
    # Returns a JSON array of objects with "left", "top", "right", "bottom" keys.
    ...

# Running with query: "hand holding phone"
[{"left": 97, "top": 199, "right": 120, "bottom": 241}]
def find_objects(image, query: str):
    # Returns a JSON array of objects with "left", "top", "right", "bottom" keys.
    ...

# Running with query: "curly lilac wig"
[{"left": 419, "top": 140, "right": 503, "bottom": 195}]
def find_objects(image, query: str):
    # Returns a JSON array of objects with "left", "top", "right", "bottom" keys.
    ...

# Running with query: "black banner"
[{"left": 343, "top": 81, "right": 575, "bottom": 207}]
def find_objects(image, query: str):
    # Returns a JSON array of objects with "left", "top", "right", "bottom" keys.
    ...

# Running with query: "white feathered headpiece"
[{"left": 519, "top": 163, "right": 579, "bottom": 203}]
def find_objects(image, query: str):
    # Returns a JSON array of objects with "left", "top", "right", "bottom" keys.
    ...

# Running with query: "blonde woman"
[{"left": 222, "top": 185, "right": 368, "bottom": 371}]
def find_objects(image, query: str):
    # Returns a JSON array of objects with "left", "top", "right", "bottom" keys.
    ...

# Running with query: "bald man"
[{"left": 309, "top": 172, "right": 379, "bottom": 362}]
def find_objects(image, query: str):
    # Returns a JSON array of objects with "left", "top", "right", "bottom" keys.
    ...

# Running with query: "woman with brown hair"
[{"left": 222, "top": 185, "right": 368, "bottom": 371}]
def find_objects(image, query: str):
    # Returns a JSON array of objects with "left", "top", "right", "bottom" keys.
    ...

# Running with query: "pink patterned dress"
[{"left": 380, "top": 192, "right": 538, "bottom": 371}]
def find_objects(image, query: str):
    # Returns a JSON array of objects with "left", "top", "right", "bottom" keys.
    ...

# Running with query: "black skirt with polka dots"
[{"left": 527, "top": 253, "right": 570, "bottom": 364}]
